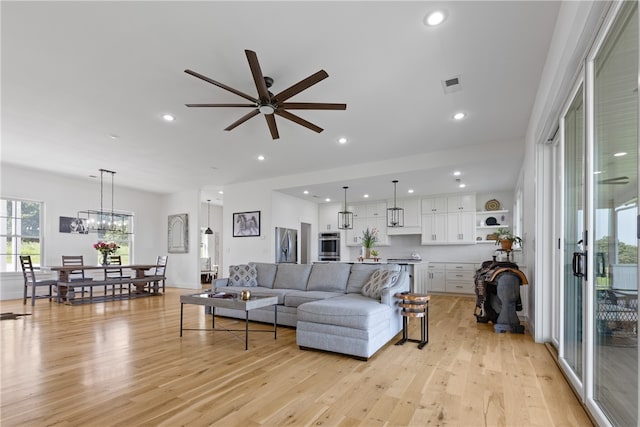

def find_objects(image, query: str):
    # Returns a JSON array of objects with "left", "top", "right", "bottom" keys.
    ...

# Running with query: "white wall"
[
  {"left": 160, "top": 190, "right": 200, "bottom": 288},
  {"left": 0, "top": 163, "right": 164, "bottom": 299},
  {"left": 519, "top": 1, "right": 609, "bottom": 342}
]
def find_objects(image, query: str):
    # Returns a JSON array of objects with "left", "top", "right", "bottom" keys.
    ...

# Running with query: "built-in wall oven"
[{"left": 318, "top": 232, "right": 340, "bottom": 261}]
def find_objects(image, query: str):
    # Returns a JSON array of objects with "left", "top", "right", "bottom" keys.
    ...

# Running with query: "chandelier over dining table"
[{"left": 77, "top": 168, "right": 133, "bottom": 234}]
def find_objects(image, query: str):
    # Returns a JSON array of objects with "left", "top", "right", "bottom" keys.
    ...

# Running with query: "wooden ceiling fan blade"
[
  {"left": 224, "top": 109, "right": 260, "bottom": 131},
  {"left": 265, "top": 114, "right": 280, "bottom": 140},
  {"left": 281, "top": 102, "right": 347, "bottom": 110},
  {"left": 245, "top": 50, "right": 271, "bottom": 102},
  {"left": 185, "top": 104, "right": 256, "bottom": 107},
  {"left": 275, "top": 110, "right": 323, "bottom": 133},
  {"left": 272, "top": 70, "right": 329, "bottom": 103},
  {"left": 184, "top": 69, "right": 258, "bottom": 103}
]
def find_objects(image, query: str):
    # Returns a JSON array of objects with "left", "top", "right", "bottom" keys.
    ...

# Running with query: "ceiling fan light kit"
[{"left": 185, "top": 49, "right": 346, "bottom": 140}]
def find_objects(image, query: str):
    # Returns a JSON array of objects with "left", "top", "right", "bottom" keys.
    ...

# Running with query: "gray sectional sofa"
[{"left": 212, "top": 262, "right": 410, "bottom": 359}]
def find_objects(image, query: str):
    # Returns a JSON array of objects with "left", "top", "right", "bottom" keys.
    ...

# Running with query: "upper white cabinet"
[
  {"left": 366, "top": 202, "right": 387, "bottom": 218},
  {"left": 447, "top": 194, "right": 476, "bottom": 212},
  {"left": 318, "top": 203, "right": 340, "bottom": 231},
  {"left": 421, "top": 193, "right": 476, "bottom": 245},
  {"left": 421, "top": 196, "right": 448, "bottom": 214},
  {"left": 345, "top": 202, "right": 388, "bottom": 246},
  {"left": 447, "top": 212, "right": 476, "bottom": 243},
  {"left": 420, "top": 213, "right": 448, "bottom": 244},
  {"left": 387, "top": 198, "right": 421, "bottom": 235}
]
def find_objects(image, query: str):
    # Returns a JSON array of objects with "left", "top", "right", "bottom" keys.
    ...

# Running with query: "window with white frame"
[{"left": 0, "top": 198, "right": 42, "bottom": 272}]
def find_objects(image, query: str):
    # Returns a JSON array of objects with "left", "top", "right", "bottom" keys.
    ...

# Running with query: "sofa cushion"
[
  {"left": 284, "top": 290, "right": 345, "bottom": 308},
  {"left": 249, "top": 262, "right": 278, "bottom": 289},
  {"left": 273, "top": 264, "right": 312, "bottom": 290},
  {"left": 306, "top": 263, "right": 351, "bottom": 292},
  {"left": 297, "top": 295, "right": 392, "bottom": 330},
  {"left": 228, "top": 264, "right": 258, "bottom": 287},
  {"left": 346, "top": 263, "right": 401, "bottom": 294},
  {"left": 361, "top": 269, "right": 400, "bottom": 300}
]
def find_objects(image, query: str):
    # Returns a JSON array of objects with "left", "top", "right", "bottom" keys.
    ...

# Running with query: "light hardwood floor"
[{"left": 1, "top": 289, "right": 592, "bottom": 426}]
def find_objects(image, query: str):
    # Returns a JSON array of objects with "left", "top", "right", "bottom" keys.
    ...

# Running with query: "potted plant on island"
[
  {"left": 361, "top": 227, "right": 378, "bottom": 259},
  {"left": 494, "top": 227, "right": 523, "bottom": 251}
]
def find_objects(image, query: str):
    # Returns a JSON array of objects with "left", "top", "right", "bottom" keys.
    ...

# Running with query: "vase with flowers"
[
  {"left": 361, "top": 227, "right": 378, "bottom": 259},
  {"left": 93, "top": 241, "right": 120, "bottom": 265}
]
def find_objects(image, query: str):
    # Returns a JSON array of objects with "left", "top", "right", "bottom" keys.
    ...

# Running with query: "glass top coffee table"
[{"left": 179, "top": 292, "right": 278, "bottom": 350}]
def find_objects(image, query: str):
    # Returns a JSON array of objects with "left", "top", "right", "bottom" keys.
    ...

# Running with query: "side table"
[{"left": 394, "top": 292, "right": 430, "bottom": 349}]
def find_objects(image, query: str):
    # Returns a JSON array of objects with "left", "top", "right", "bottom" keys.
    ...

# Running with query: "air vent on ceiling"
[{"left": 442, "top": 74, "right": 463, "bottom": 94}]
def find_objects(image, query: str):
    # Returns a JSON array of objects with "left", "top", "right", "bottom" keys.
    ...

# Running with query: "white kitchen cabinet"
[
  {"left": 345, "top": 217, "right": 366, "bottom": 246},
  {"left": 446, "top": 212, "right": 476, "bottom": 243},
  {"left": 351, "top": 204, "right": 367, "bottom": 218},
  {"left": 426, "top": 263, "right": 446, "bottom": 292},
  {"left": 447, "top": 194, "right": 476, "bottom": 213},
  {"left": 318, "top": 203, "right": 341, "bottom": 231},
  {"left": 366, "top": 202, "right": 387, "bottom": 219},
  {"left": 387, "top": 198, "right": 421, "bottom": 235},
  {"left": 421, "top": 213, "right": 448, "bottom": 244},
  {"left": 421, "top": 196, "right": 448, "bottom": 214},
  {"left": 369, "top": 216, "right": 388, "bottom": 245},
  {"left": 445, "top": 263, "right": 477, "bottom": 294}
]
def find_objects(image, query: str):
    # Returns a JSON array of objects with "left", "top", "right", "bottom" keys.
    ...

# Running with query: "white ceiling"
[{"left": 1, "top": 1, "right": 560, "bottom": 205}]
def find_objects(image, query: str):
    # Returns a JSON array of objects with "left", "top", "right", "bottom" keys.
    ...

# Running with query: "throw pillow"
[
  {"left": 361, "top": 269, "right": 400, "bottom": 299},
  {"left": 228, "top": 264, "right": 258, "bottom": 287}
]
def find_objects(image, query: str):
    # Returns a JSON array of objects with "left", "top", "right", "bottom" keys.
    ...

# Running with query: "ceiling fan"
[{"left": 184, "top": 50, "right": 346, "bottom": 140}]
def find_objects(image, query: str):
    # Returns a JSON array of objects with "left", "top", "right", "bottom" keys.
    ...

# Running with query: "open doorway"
[{"left": 300, "top": 222, "right": 311, "bottom": 264}]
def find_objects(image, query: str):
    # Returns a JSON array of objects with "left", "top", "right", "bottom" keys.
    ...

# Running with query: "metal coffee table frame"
[{"left": 180, "top": 293, "right": 278, "bottom": 350}]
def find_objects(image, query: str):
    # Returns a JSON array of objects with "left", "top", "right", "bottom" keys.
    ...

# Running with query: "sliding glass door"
[
  {"left": 591, "top": 2, "right": 638, "bottom": 424},
  {"left": 561, "top": 83, "right": 585, "bottom": 389}
]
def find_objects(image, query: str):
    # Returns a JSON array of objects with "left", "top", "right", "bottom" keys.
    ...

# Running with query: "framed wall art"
[
  {"left": 233, "top": 211, "right": 260, "bottom": 237},
  {"left": 168, "top": 213, "right": 189, "bottom": 253},
  {"left": 59, "top": 216, "right": 88, "bottom": 234}
]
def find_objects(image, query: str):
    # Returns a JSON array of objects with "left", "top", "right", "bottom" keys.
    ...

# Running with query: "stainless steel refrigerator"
[{"left": 275, "top": 227, "right": 297, "bottom": 263}]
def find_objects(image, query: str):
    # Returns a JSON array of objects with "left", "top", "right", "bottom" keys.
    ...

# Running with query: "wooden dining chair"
[
  {"left": 61, "top": 255, "right": 92, "bottom": 299},
  {"left": 145, "top": 255, "right": 168, "bottom": 293},
  {"left": 20, "top": 255, "right": 58, "bottom": 305},
  {"left": 105, "top": 255, "right": 131, "bottom": 297}
]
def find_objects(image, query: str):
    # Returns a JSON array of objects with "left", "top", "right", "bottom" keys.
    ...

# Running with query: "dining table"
[{"left": 50, "top": 264, "right": 159, "bottom": 302}]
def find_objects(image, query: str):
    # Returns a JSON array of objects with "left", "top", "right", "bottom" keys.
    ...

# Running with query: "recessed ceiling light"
[
  {"left": 363, "top": 194, "right": 369, "bottom": 198},
  {"left": 425, "top": 10, "right": 447, "bottom": 26},
  {"left": 325, "top": 198, "right": 331, "bottom": 202},
  {"left": 453, "top": 112, "right": 466, "bottom": 120},
  {"left": 218, "top": 191, "right": 224, "bottom": 194},
  {"left": 109, "top": 134, "right": 119, "bottom": 140},
  {"left": 257, "top": 155, "right": 265, "bottom": 161},
  {"left": 162, "top": 114, "right": 175, "bottom": 122},
  {"left": 408, "top": 189, "right": 414, "bottom": 194},
  {"left": 458, "top": 183, "right": 466, "bottom": 188},
  {"left": 613, "top": 152, "right": 627, "bottom": 157},
  {"left": 338, "top": 137, "right": 348, "bottom": 144},
  {"left": 303, "top": 190, "right": 309, "bottom": 195},
  {"left": 453, "top": 171, "right": 461, "bottom": 176}
]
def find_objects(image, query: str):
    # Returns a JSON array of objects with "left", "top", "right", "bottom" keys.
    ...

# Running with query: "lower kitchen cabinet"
[
  {"left": 426, "top": 263, "right": 446, "bottom": 292},
  {"left": 445, "top": 263, "right": 477, "bottom": 294}
]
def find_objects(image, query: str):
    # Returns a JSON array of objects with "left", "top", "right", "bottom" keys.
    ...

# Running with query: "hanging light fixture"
[
  {"left": 387, "top": 180, "right": 404, "bottom": 228},
  {"left": 77, "top": 168, "right": 133, "bottom": 234},
  {"left": 337, "top": 186, "right": 354, "bottom": 230},
  {"left": 205, "top": 199, "right": 213, "bottom": 234}
]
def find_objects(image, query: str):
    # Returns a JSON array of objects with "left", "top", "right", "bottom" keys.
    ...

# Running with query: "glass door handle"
[{"left": 572, "top": 251, "right": 586, "bottom": 278}]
